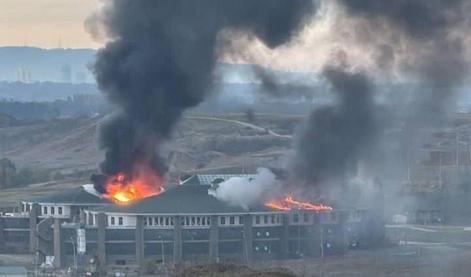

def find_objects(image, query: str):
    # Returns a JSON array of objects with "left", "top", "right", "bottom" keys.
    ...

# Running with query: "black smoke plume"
[
  {"left": 290, "top": 66, "right": 377, "bottom": 194},
  {"left": 88, "top": 0, "right": 316, "bottom": 185},
  {"left": 289, "top": 0, "right": 470, "bottom": 198},
  {"left": 336, "top": 0, "right": 470, "bottom": 123}
]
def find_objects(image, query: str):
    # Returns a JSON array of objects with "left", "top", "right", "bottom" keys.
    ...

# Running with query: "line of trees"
[{"left": 0, "top": 158, "right": 51, "bottom": 189}]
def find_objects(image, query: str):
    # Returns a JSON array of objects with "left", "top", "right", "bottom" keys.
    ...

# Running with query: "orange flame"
[
  {"left": 265, "top": 196, "right": 332, "bottom": 212},
  {"left": 104, "top": 165, "right": 164, "bottom": 205}
]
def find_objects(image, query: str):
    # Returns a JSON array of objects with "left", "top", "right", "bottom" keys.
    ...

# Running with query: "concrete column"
[
  {"left": 310, "top": 213, "right": 321, "bottom": 257},
  {"left": 70, "top": 206, "right": 79, "bottom": 223},
  {"left": 135, "top": 216, "right": 145, "bottom": 268},
  {"left": 17, "top": 201, "right": 23, "bottom": 214},
  {"left": 0, "top": 216, "right": 5, "bottom": 252},
  {"left": 280, "top": 213, "right": 290, "bottom": 258},
  {"left": 173, "top": 216, "right": 182, "bottom": 264},
  {"left": 36, "top": 218, "right": 54, "bottom": 257},
  {"left": 242, "top": 214, "right": 253, "bottom": 264},
  {"left": 209, "top": 215, "right": 219, "bottom": 262},
  {"left": 79, "top": 210, "right": 86, "bottom": 225},
  {"left": 29, "top": 203, "right": 39, "bottom": 253},
  {"left": 53, "top": 219, "right": 64, "bottom": 268},
  {"left": 339, "top": 211, "right": 348, "bottom": 254},
  {"left": 97, "top": 213, "right": 107, "bottom": 274}
]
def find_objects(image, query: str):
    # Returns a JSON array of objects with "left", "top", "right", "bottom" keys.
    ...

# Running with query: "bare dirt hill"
[{"left": 0, "top": 113, "right": 301, "bottom": 186}]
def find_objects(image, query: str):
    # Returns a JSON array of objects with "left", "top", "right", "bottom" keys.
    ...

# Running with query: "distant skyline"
[{"left": 0, "top": 0, "right": 102, "bottom": 49}]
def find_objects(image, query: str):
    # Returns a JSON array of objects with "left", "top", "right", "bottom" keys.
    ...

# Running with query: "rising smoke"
[
  {"left": 288, "top": 0, "right": 471, "bottom": 198},
  {"left": 290, "top": 66, "right": 378, "bottom": 195},
  {"left": 336, "top": 0, "right": 471, "bottom": 123},
  {"left": 86, "top": 0, "right": 471, "bottom": 210},
  {"left": 87, "top": 0, "right": 317, "bottom": 186},
  {"left": 209, "top": 168, "right": 281, "bottom": 210}
]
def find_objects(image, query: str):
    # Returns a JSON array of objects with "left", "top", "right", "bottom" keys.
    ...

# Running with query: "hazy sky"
[{"left": 0, "top": 0, "right": 102, "bottom": 49}]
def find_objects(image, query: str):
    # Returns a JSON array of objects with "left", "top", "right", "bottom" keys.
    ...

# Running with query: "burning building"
[{"left": 0, "top": 175, "right": 383, "bottom": 271}]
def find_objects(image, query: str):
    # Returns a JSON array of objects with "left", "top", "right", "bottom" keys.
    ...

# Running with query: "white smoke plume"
[{"left": 209, "top": 168, "right": 281, "bottom": 210}]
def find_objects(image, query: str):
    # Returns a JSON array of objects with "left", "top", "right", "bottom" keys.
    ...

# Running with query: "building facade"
[{"left": 0, "top": 176, "right": 384, "bottom": 271}]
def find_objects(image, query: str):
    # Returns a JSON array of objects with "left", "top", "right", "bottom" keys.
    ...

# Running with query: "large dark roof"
[
  {"left": 97, "top": 185, "right": 270, "bottom": 214},
  {"left": 30, "top": 185, "right": 111, "bottom": 205}
]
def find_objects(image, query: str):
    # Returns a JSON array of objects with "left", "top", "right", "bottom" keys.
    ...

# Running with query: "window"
[
  {"left": 239, "top": 216, "right": 244, "bottom": 225},
  {"left": 271, "top": 215, "right": 276, "bottom": 224},
  {"left": 118, "top": 217, "right": 123, "bottom": 225},
  {"left": 58, "top": 207, "right": 63, "bottom": 215},
  {"left": 165, "top": 217, "right": 170, "bottom": 226},
  {"left": 196, "top": 217, "right": 201, "bottom": 225},
  {"left": 255, "top": 215, "right": 260, "bottom": 224},
  {"left": 220, "top": 217, "right": 226, "bottom": 225},
  {"left": 264, "top": 215, "right": 268, "bottom": 224},
  {"left": 202, "top": 217, "right": 206, "bottom": 226},
  {"left": 303, "top": 213, "right": 309, "bottom": 223},
  {"left": 207, "top": 216, "right": 211, "bottom": 225},
  {"left": 116, "top": 260, "right": 126, "bottom": 266},
  {"left": 191, "top": 217, "right": 196, "bottom": 226},
  {"left": 230, "top": 216, "right": 235, "bottom": 225},
  {"left": 51, "top": 207, "right": 55, "bottom": 215},
  {"left": 331, "top": 213, "right": 337, "bottom": 222},
  {"left": 110, "top": 217, "right": 115, "bottom": 225},
  {"left": 159, "top": 217, "right": 164, "bottom": 226},
  {"left": 43, "top": 206, "right": 47, "bottom": 215},
  {"left": 185, "top": 217, "right": 190, "bottom": 226},
  {"left": 293, "top": 214, "right": 299, "bottom": 223},
  {"left": 89, "top": 214, "right": 94, "bottom": 226}
]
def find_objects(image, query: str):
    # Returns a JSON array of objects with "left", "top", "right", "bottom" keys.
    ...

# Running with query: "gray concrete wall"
[
  {"left": 36, "top": 217, "right": 54, "bottom": 262},
  {"left": 53, "top": 219, "right": 64, "bottom": 268},
  {"left": 0, "top": 217, "right": 5, "bottom": 252},
  {"left": 242, "top": 214, "right": 253, "bottom": 264},
  {"left": 173, "top": 216, "right": 182, "bottom": 264},
  {"left": 281, "top": 214, "right": 289, "bottom": 258},
  {"left": 79, "top": 210, "right": 86, "bottom": 225},
  {"left": 97, "top": 213, "right": 107, "bottom": 275},
  {"left": 310, "top": 216, "right": 321, "bottom": 257},
  {"left": 209, "top": 215, "right": 219, "bottom": 262},
  {"left": 135, "top": 216, "right": 145, "bottom": 268},
  {"left": 29, "top": 203, "right": 39, "bottom": 253}
]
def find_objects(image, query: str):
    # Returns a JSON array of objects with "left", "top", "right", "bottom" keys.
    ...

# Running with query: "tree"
[{"left": 0, "top": 158, "right": 16, "bottom": 189}]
